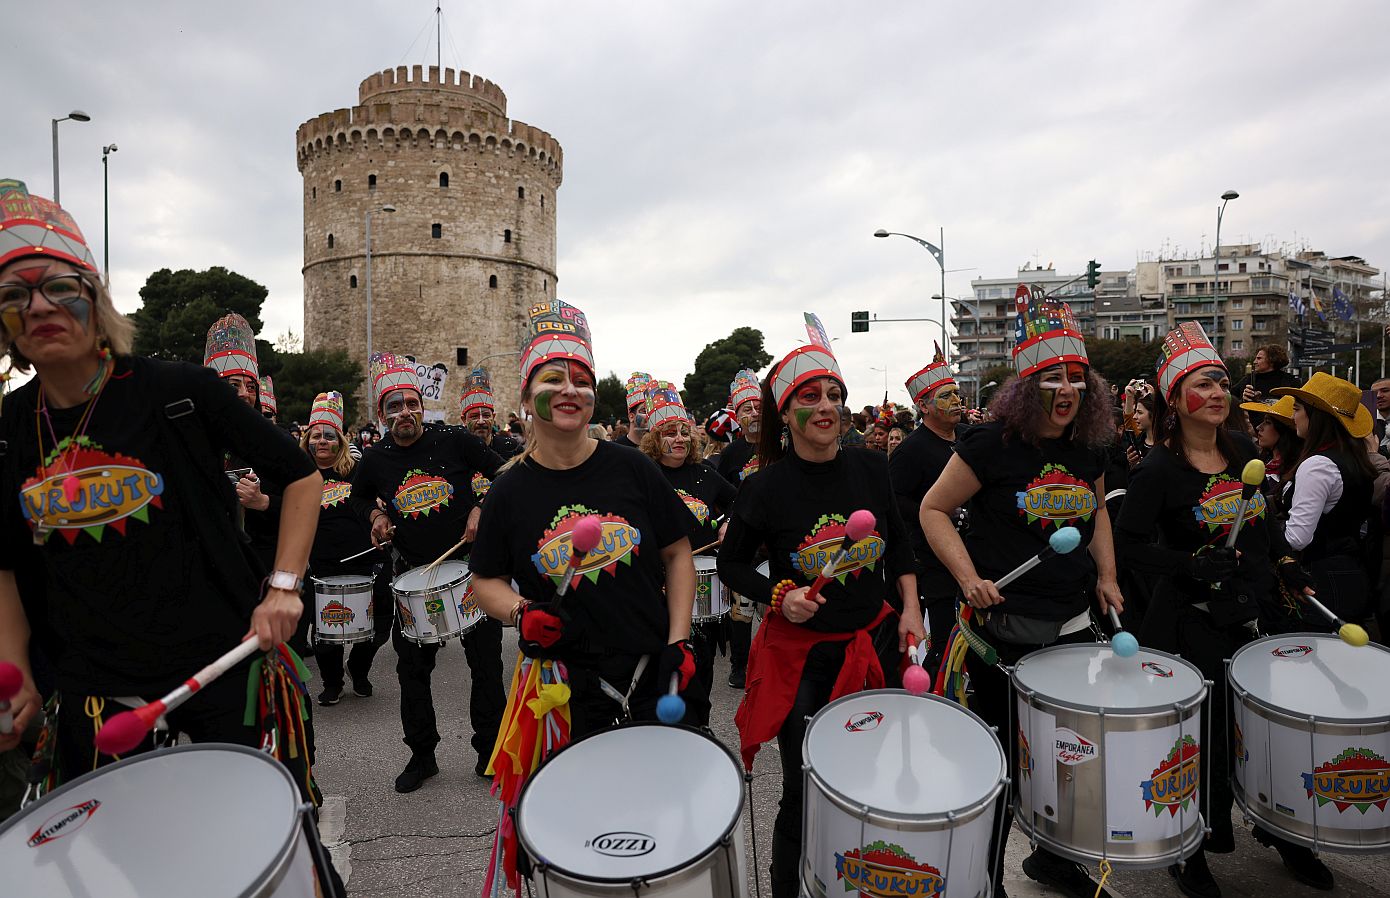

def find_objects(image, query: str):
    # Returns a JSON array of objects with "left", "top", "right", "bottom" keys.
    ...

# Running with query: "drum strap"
[{"left": 597, "top": 654, "right": 651, "bottom": 721}]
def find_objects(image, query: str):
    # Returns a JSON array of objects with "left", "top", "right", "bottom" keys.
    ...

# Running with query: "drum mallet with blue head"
[
  {"left": 552, "top": 515, "right": 603, "bottom": 609},
  {"left": 656, "top": 673, "right": 686, "bottom": 723},
  {"left": 1107, "top": 607, "right": 1139, "bottom": 658},
  {"left": 1223, "top": 459, "right": 1266, "bottom": 549},
  {"left": 903, "top": 634, "right": 931, "bottom": 695},
  {"left": 1298, "top": 592, "right": 1370, "bottom": 647},
  {"left": 992, "top": 526, "right": 1083, "bottom": 590},
  {"left": 804, "top": 509, "right": 877, "bottom": 602},
  {"left": 0, "top": 661, "right": 22, "bottom": 735},
  {"left": 95, "top": 638, "right": 262, "bottom": 755}
]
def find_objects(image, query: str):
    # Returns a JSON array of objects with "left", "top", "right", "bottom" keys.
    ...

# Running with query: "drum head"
[
  {"left": 517, "top": 724, "right": 742, "bottom": 881},
  {"left": 1013, "top": 644, "right": 1204, "bottom": 712},
  {"left": 805, "top": 690, "right": 1005, "bottom": 818},
  {"left": 394, "top": 560, "right": 469, "bottom": 593},
  {"left": 0, "top": 744, "right": 302, "bottom": 897},
  {"left": 315, "top": 574, "right": 371, "bottom": 589},
  {"left": 694, "top": 555, "right": 719, "bottom": 574},
  {"left": 1229, "top": 634, "right": 1390, "bottom": 721}
]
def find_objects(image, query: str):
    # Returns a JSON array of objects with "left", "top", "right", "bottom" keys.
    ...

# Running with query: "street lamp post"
[
  {"left": 364, "top": 204, "right": 397, "bottom": 375},
  {"left": 102, "top": 144, "right": 117, "bottom": 278},
  {"left": 51, "top": 110, "right": 92, "bottom": 205},
  {"left": 1212, "top": 189, "right": 1239, "bottom": 348},
  {"left": 875, "top": 227, "right": 948, "bottom": 362}
]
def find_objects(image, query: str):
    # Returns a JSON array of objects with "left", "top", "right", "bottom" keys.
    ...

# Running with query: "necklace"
[{"left": 31, "top": 358, "right": 113, "bottom": 545}]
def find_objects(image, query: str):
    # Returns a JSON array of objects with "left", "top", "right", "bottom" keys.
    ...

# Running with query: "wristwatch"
[{"left": 268, "top": 570, "right": 304, "bottom": 592}]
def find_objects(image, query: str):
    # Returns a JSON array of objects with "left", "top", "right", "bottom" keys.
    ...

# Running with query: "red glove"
[
  {"left": 518, "top": 603, "right": 566, "bottom": 656},
  {"left": 659, "top": 639, "right": 697, "bottom": 692}
]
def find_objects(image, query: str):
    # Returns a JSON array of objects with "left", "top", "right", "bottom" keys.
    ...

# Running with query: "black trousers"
[
  {"left": 690, "top": 620, "right": 720, "bottom": 727},
  {"left": 315, "top": 572, "right": 394, "bottom": 691},
  {"left": 728, "top": 616, "right": 752, "bottom": 675},
  {"left": 393, "top": 616, "right": 506, "bottom": 762},
  {"left": 1307, "top": 553, "right": 1370, "bottom": 629}
]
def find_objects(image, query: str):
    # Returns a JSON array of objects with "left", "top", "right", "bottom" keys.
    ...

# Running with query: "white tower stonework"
[{"left": 297, "top": 65, "right": 563, "bottom": 419}]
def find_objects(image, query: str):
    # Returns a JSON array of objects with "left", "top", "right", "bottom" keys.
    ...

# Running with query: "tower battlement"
[{"left": 359, "top": 65, "right": 507, "bottom": 115}]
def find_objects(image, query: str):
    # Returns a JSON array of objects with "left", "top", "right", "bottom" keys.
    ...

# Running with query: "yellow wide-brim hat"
[
  {"left": 1238, "top": 395, "right": 1295, "bottom": 427},
  {"left": 1270, "top": 372, "right": 1372, "bottom": 439}
]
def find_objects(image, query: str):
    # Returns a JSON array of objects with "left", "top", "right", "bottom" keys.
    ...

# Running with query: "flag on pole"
[
  {"left": 1288, "top": 289, "right": 1306, "bottom": 318},
  {"left": 1332, "top": 286, "right": 1355, "bottom": 322}
]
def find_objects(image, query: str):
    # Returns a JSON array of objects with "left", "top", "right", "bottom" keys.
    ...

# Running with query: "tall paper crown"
[
  {"left": 645, "top": 380, "right": 690, "bottom": 430},
  {"left": 770, "top": 313, "right": 844, "bottom": 409},
  {"left": 258, "top": 375, "right": 277, "bottom": 415},
  {"left": 729, "top": 368, "right": 761, "bottom": 412},
  {"left": 460, "top": 365, "right": 495, "bottom": 417},
  {"left": 0, "top": 179, "right": 97, "bottom": 272},
  {"left": 906, "top": 341, "right": 955, "bottom": 403},
  {"left": 370, "top": 351, "right": 419, "bottom": 412},
  {"left": 1011, "top": 284, "right": 1088, "bottom": 377},
  {"left": 1157, "top": 321, "right": 1224, "bottom": 402},
  {"left": 203, "top": 313, "right": 259, "bottom": 380},
  {"left": 625, "top": 372, "right": 653, "bottom": 410},
  {"left": 520, "top": 300, "right": 593, "bottom": 382},
  {"left": 309, "top": 391, "right": 345, "bottom": 434}
]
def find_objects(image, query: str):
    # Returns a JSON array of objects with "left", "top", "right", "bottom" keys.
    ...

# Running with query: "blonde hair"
[
  {"left": 639, "top": 420, "right": 706, "bottom": 466},
  {"left": 2, "top": 268, "right": 135, "bottom": 371},
  {"left": 300, "top": 425, "right": 356, "bottom": 477}
]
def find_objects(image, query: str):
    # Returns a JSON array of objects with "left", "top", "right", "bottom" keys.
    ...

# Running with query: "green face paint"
[
  {"left": 794, "top": 407, "right": 813, "bottom": 431},
  {"left": 1041, "top": 388, "right": 1057, "bottom": 415},
  {"left": 534, "top": 390, "right": 554, "bottom": 421}
]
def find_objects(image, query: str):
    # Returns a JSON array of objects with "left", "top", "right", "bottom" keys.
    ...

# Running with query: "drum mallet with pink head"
[
  {"left": 552, "top": 515, "right": 603, "bottom": 610},
  {"left": 903, "top": 634, "right": 931, "bottom": 695},
  {"left": 993, "top": 526, "right": 1083, "bottom": 590},
  {"left": 804, "top": 510, "right": 877, "bottom": 602},
  {"left": 95, "top": 638, "right": 262, "bottom": 756},
  {"left": 1223, "top": 459, "right": 1266, "bottom": 549},
  {"left": 0, "top": 661, "right": 22, "bottom": 735}
]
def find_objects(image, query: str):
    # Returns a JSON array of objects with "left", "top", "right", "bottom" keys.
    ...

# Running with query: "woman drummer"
[
  {"left": 717, "top": 316, "right": 923, "bottom": 898},
  {"left": 1116, "top": 322, "right": 1332, "bottom": 895},
  {"left": 639, "top": 381, "right": 736, "bottom": 725},
  {"left": 920, "top": 285, "right": 1122, "bottom": 898},
  {"left": 300, "top": 391, "right": 393, "bottom": 705},
  {"left": 469, "top": 301, "right": 699, "bottom": 736}
]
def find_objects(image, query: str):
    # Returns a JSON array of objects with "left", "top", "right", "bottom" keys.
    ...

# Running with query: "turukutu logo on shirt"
[
  {"left": 675, "top": 489, "right": 709, "bottom": 525},
  {"left": 791, "top": 514, "right": 884, "bottom": 582},
  {"left": 393, "top": 469, "right": 453, "bottom": 518},
  {"left": 740, "top": 457, "right": 759, "bottom": 481},
  {"left": 1193, "top": 473, "right": 1265, "bottom": 537},
  {"left": 321, "top": 479, "right": 351, "bottom": 508},
  {"left": 21, "top": 438, "right": 165, "bottom": 545},
  {"left": 1016, "top": 463, "right": 1096, "bottom": 530},
  {"left": 532, "top": 504, "right": 641, "bottom": 589},
  {"left": 471, "top": 471, "right": 493, "bottom": 499}
]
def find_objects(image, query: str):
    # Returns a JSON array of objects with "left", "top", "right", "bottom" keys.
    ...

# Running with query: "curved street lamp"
[
  {"left": 51, "top": 110, "right": 92, "bottom": 204},
  {"left": 875, "top": 227, "right": 948, "bottom": 362},
  {"left": 1212, "top": 190, "right": 1239, "bottom": 344}
]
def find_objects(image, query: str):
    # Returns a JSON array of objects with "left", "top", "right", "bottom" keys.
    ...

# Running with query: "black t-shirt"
[
  {"left": 888, "top": 424, "right": 957, "bottom": 596},
  {"left": 718, "top": 447, "right": 914, "bottom": 633},
  {"left": 953, "top": 421, "right": 1106, "bottom": 620},
  {"left": 615, "top": 432, "right": 642, "bottom": 452},
  {"left": 349, "top": 424, "right": 503, "bottom": 566},
  {"left": 468, "top": 432, "right": 522, "bottom": 503},
  {"left": 658, "top": 461, "right": 737, "bottom": 553},
  {"left": 310, "top": 464, "right": 374, "bottom": 576},
  {"left": 714, "top": 437, "right": 760, "bottom": 485},
  {"left": 0, "top": 356, "right": 316, "bottom": 694},
  {"left": 468, "top": 440, "right": 689, "bottom": 654}
]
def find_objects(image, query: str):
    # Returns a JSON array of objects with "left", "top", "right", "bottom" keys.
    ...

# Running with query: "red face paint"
[
  {"left": 1185, "top": 390, "right": 1206, "bottom": 414},
  {"left": 12, "top": 266, "right": 48, "bottom": 285}
]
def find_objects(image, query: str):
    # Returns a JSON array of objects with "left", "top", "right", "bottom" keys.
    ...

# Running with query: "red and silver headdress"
[
  {"left": 1011, "top": 284, "right": 1088, "bottom": 378},
  {"left": 203, "top": 313, "right": 259, "bottom": 381},
  {"left": 258, "top": 375, "right": 277, "bottom": 416},
  {"left": 370, "top": 351, "right": 419, "bottom": 412},
  {"left": 770, "top": 312, "right": 845, "bottom": 409},
  {"left": 645, "top": 380, "right": 690, "bottom": 430},
  {"left": 459, "top": 365, "right": 495, "bottom": 418},
  {"left": 1157, "top": 322, "right": 1224, "bottom": 402},
  {"left": 625, "top": 372, "right": 653, "bottom": 411},
  {"left": 520, "top": 300, "right": 593, "bottom": 383},
  {"left": 309, "top": 391, "right": 345, "bottom": 434},
  {"left": 906, "top": 341, "right": 955, "bottom": 403},
  {"left": 729, "top": 368, "right": 761, "bottom": 413},
  {"left": 0, "top": 179, "right": 97, "bottom": 272}
]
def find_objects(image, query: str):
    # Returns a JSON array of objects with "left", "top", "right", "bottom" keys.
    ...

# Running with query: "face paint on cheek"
[
  {"left": 1041, "top": 388, "right": 1057, "bottom": 415},
  {"left": 1185, "top": 391, "right": 1206, "bottom": 414},
  {"left": 0, "top": 307, "right": 21, "bottom": 335},
  {"left": 794, "top": 407, "right": 813, "bottom": 431},
  {"left": 534, "top": 390, "right": 554, "bottom": 421},
  {"left": 67, "top": 297, "right": 92, "bottom": 332}
]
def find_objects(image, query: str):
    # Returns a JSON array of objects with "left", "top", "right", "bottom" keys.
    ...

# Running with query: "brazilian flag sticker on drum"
[
  {"left": 1302, "top": 748, "right": 1390, "bottom": 814},
  {"left": 1142, "top": 736, "right": 1200, "bottom": 816},
  {"left": 835, "top": 840, "right": 945, "bottom": 898}
]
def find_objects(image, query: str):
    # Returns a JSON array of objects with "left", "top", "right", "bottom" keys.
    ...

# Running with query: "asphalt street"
[{"left": 309, "top": 628, "right": 1390, "bottom": 897}]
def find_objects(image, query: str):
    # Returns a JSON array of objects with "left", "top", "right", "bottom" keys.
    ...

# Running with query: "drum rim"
[
  {"left": 803, "top": 689, "right": 1008, "bottom": 825},
  {"left": 1011, "top": 644, "right": 1208, "bottom": 716},
  {"left": 391, "top": 562, "right": 471, "bottom": 596},
  {"left": 515, "top": 721, "right": 746, "bottom": 884},
  {"left": 311, "top": 573, "right": 374, "bottom": 590},
  {"left": 1014, "top": 809, "right": 1207, "bottom": 869},
  {"left": 0, "top": 743, "right": 307, "bottom": 895},
  {"left": 1228, "top": 632, "right": 1390, "bottom": 726},
  {"left": 1232, "top": 781, "right": 1390, "bottom": 853}
]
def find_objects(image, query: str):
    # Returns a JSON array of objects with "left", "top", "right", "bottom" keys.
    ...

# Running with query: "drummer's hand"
[
  {"left": 780, "top": 586, "right": 822, "bottom": 624},
  {"left": 236, "top": 474, "right": 270, "bottom": 512},
  {"left": 247, "top": 587, "right": 303, "bottom": 650},
  {"left": 961, "top": 579, "right": 1004, "bottom": 609},
  {"left": 463, "top": 505, "right": 481, "bottom": 544},
  {"left": 0, "top": 675, "right": 40, "bottom": 752},
  {"left": 370, "top": 512, "right": 394, "bottom": 547},
  {"left": 1095, "top": 578, "right": 1125, "bottom": 614},
  {"left": 897, "top": 608, "right": 927, "bottom": 653}
]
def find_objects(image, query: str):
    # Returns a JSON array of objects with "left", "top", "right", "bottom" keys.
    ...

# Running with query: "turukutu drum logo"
[
  {"left": 1192, "top": 473, "right": 1265, "bottom": 536},
  {"left": 21, "top": 439, "right": 165, "bottom": 544},
  {"left": 835, "top": 840, "right": 945, "bottom": 898},
  {"left": 459, "top": 586, "right": 479, "bottom": 616},
  {"left": 1018, "top": 725, "right": 1034, "bottom": 781},
  {"left": 1301, "top": 748, "right": 1390, "bottom": 814},
  {"left": 532, "top": 505, "right": 641, "bottom": 589},
  {"left": 792, "top": 514, "right": 884, "bottom": 582},
  {"left": 1234, "top": 723, "right": 1248, "bottom": 768},
  {"left": 321, "top": 479, "right": 352, "bottom": 508},
  {"left": 394, "top": 469, "right": 453, "bottom": 518},
  {"left": 1142, "top": 736, "right": 1200, "bottom": 816},
  {"left": 320, "top": 600, "right": 355, "bottom": 627},
  {"left": 396, "top": 600, "right": 415, "bottom": 631},
  {"left": 1015, "top": 464, "right": 1095, "bottom": 529}
]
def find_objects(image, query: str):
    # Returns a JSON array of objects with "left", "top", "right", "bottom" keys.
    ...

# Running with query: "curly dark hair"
[
  {"left": 988, "top": 368, "right": 1116, "bottom": 449},
  {"left": 1257, "top": 343, "right": 1289, "bottom": 370}
]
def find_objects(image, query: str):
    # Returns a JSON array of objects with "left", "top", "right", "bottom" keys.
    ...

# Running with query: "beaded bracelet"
[{"left": 769, "top": 579, "right": 797, "bottom": 617}]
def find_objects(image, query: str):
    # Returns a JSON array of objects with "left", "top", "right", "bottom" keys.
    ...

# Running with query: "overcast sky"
[{"left": 8, "top": 1, "right": 1389, "bottom": 406}]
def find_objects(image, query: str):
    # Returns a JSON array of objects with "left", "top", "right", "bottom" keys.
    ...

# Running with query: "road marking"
[{"left": 318, "top": 794, "right": 351, "bottom": 886}]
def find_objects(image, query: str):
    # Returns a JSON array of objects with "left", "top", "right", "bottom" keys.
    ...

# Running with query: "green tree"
[
  {"left": 682, "top": 327, "right": 773, "bottom": 419},
  {"left": 594, "top": 371, "right": 627, "bottom": 424},
  {"left": 270, "top": 349, "right": 364, "bottom": 426},
  {"left": 130, "top": 267, "right": 269, "bottom": 362},
  {"left": 1083, "top": 337, "right": 1164, "bottom": 388}
]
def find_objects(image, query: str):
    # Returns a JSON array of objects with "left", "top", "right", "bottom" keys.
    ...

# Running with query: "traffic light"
[
  {"left": 1085, "top": 260, "right": 1101, "bottom": 290},
  {"left": 851, "top": 311, "right": 870, "bottom": 333}
]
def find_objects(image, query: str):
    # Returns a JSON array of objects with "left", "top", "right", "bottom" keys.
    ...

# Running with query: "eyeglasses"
[{"left": 0, "top": 274, "right": 94, "bottom": 317}]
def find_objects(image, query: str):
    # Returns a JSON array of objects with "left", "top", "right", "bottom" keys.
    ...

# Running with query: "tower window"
[
  {"left": 311, "top": 186, "right": 316, "bottom": 199},
  {"left": 439, "top": 172, "right": 449, "bottom": 188},
  {"left": 431, "top": 223, "right": 442, "bottom": 239},
  {"left": 350, "top": 275, "right": 358, "bottom": 288},
  {"left": 489, "top": 275, "right": 498, "bottom": 289},
  {"left": 368, "top": 174, "right": 377, "bottom": 189},
  {"left": 327, "top": 233, "right": 334, "bottom": 249},
  {"left": 334, "top": 179, "right": 342, "bottom": 192},
  {"left": 504, "top": 229, "right": 512, "bottom": 243},
  {"left": 541, "top": 194, "right": 545, "bottom": 209},
  {"left": 517, "top": 186, "right": 525, "bottom": 199}
]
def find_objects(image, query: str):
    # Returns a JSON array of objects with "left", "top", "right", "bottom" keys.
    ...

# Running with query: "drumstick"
[
  {"left": 1297, "top": 592, "right": 1370, "bottom": 647},
  {"left": 993, "top": 526, "right": 1082, "bottom": 590},
  {"left": 94, "top": 639, "right": 262, "bottom": 755},
  {"left": 690, "top": 538, "right": 721, "bottom": 555},
  {"left": 421, "top": 536, "right": 468, "bottom": 576},
  {"left": 903, "top": 635, "right": 931, "bottom": 695},
  {"left": 552, "top": 515, "right": 604, "bottom": 609},
  {"left": 0, "top": 661, "right": 22, "bottom": 735},
  {"left": 1107, "top": 607, "right": 1139, "bottom": 658},
  {"left": 1223, "top": 459, "right": 1266, "bottom": 549},
  {"left": 339, "top": 542, "right": 385, "bottom": 564},
  {"left": 689, "top": 515, "right": 729, "bottom": 555},
  {"left": 804, "top": 510, "right": 876, "bottom": 602},
  {"left": 656, "top": 672, "right": 686, "bottom": 723}
]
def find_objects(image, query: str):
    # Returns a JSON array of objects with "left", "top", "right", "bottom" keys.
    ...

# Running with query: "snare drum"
[
  {"left": 313, "top": 573, "right": 375, "bottom": 644},
  {"left": 1228, "top": 634, "right": 1390, "bottom": 852},
  {"left": 802, "top": 690, "right": 1006, "bottom": 898},
  {"left": 693, "top": 556, "right": 732, "bottom": 623},
  {"left": 516, "top": 723, "right": 747, "bottom": 897},
  {"left": 392, "top": 560, "right": 482, "bottom": 644},
  {"left": 0, "top": 744, "right": 325, "bottom": 897},
  {"left": 1012, "top": 643, "right": 1207, "bottom": 868}
]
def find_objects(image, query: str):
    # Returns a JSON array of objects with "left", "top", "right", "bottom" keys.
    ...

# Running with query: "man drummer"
[
  {"left": 715, "top": 369, "right": 762, "bottom": 688},
  {"left": 460, "top": 365, "right": 521, "bottom": 469},
  {"left": 349, "top": 352, "right": 507, "bottom": 793},
  {"left": 614, "top": 371, "right": 652, "bottom": 450}
]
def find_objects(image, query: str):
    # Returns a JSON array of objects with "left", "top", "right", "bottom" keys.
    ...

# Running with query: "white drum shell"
[
  {"left": 693, "top": 556, "right": 731, "bottom": 623},
  {"left": 392, "top": 561, "right": 480, "bottom": 644},
  {"left": 313, "top": 573, "right": 375, "bottom": 645},
  {"left": 1228, "top": 634, "right": 1390, "bottom": 852},
  {"left": 516, "top": 724, "right": 747, "bottom": 897},
  {"left": 0, "top": 744, "right": 318, "bottom": 898},
  {"left": 1012, "top": 644, "right": 1208, "bottom": 868},
  {"left": 802, "top": 690, "right": 1006, "bottom": 898}
]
